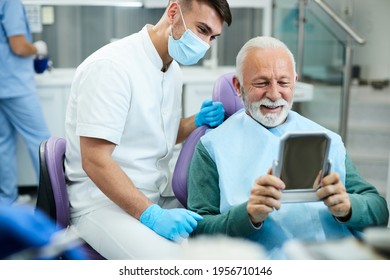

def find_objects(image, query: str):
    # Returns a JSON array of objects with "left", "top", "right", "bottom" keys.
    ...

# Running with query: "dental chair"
[
  {"left": 36, "top": 136, "right": 106, "bottom": 260},
  {"left": 172, "top": 72, "right": 244, "bottom": 208}
]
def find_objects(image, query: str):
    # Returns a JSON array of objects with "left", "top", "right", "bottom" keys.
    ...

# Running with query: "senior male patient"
[{"left": 187, "top": 36, "right": 389, "bottom": 259}]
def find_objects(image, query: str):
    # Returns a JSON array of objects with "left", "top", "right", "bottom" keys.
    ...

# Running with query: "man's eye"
[
  {"left": 279, "top": 81, "right": 290, "bottom": 87},
  {"left": 253, "top": 82, "right": 268, "bottom": 87},
  {"left": 198, "top": 26, "right": 207, "bottom": 34}
]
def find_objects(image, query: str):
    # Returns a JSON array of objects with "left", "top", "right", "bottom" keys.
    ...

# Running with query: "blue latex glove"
[
  {"left": 195, "top": 99, "right": 225, "bottom": 128},
  {"left": 140, "top": 204, "right": 203, "bottom": 242},
  {"left": 0, "top": 205, "right": 86, "bottom": 260}
]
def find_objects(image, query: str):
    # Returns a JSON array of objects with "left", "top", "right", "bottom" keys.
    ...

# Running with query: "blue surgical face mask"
[{"left": 168, "top": 6, "right": 210, "bottom": 65}]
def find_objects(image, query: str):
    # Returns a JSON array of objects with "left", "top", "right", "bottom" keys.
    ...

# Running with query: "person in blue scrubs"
[{"left": 0, "top": 0, "right": 50, "bottom": 204}]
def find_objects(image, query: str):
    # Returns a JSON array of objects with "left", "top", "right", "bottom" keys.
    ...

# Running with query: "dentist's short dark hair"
[{"left": 170, "top": 0, "right": 232, "bottom": 26}]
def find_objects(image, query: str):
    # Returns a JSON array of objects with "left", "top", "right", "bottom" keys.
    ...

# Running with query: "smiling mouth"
[{"left": 261, "top": 104, "right": 283, "bottom": 111}]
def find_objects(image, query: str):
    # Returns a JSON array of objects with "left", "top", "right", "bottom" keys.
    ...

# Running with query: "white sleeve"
[{"left": 75, "top": 60, "right": 131, "bottom": 145}]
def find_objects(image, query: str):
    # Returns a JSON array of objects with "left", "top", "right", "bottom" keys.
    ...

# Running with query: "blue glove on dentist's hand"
[
  {"left": 195, "top": 100, "right": 225, "bottom": 128},
  {"left": 140, "top": 204, "right": 203, "bottom": 242}
]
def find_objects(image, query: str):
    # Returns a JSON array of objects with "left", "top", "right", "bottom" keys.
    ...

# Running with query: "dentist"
[{"left": 65, "top": 0, "right": 232, "bottom": 259}]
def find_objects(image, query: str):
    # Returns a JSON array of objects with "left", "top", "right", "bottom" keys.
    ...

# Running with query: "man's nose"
[{"left": 266, "top": 82, "right": 281, "bottom": 101}]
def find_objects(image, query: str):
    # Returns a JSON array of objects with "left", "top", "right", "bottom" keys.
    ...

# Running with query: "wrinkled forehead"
[{"left": 244, "top": 48, "right": 295, "bottom": 76}]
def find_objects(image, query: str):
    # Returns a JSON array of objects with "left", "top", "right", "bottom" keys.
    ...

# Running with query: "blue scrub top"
[{"left": 0, "top": 0, "right": 35, "bottom": 98}]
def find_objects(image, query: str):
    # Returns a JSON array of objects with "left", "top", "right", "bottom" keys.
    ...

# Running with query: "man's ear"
[
  {"left": 232, "top": 75, "right": 242, "bottom": 97},
  {"left": 166, "top": 2, "right": 179, "bottom": 24}
]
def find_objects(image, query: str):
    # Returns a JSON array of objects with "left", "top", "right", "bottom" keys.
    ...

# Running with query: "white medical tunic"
[{"left": 65, "top": 25, "right": 183, "bottom": 217}]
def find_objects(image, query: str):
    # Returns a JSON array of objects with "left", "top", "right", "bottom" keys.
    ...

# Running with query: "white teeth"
[{"left": 260, "top": 98, "right": 287, "bottom": 109}]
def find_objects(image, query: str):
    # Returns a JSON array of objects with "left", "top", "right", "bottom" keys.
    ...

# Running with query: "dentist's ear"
[
  {"left": 166, "top": 1, "right": 180, "bottom": 23},
  {"left": 232, "top": 75, "right": 242, "bottom": 97}
]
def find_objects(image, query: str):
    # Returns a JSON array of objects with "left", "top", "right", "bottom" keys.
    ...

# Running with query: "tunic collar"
[{"left": 141, "top": 25, "right": 164, "bottom": 71}]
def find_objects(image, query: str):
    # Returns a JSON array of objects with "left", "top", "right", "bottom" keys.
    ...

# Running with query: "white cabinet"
[
  {"left": 181, "top": 66, "right": 235, "bottom": 117},
  {"left": 183, "top": 83, "right": 215, "bottom": 118},
  {"left": 35, "top": 86, "right": 68, "bottom": 137},
  {"left": 17, "top": 70, "right": 72, "bottom": 186}
]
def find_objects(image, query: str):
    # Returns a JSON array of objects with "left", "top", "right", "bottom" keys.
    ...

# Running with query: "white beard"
[{"left": 245, "top": 97, "right": 292, "bottom": 127}]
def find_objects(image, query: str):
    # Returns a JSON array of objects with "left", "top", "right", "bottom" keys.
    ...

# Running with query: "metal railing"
[{"left": 297, "top": 0, "right": 366, "bottom": 143}]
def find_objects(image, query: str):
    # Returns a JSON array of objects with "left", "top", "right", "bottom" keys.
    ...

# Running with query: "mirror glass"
[{"left": 280, "top": 134, "right": 329, "bottom": 189}]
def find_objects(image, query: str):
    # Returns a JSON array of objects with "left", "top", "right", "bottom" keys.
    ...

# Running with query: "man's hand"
[
  {"left": 33, "top": 40, "right": 48, "bottom": 57},
  {"left": 247, "top": 169, "right": 285, "bottom": 226},
  {"left": 316, "top": 172, "right": 352, "bottom": 220}
]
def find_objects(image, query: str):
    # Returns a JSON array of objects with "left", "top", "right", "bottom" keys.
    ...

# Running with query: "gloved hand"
[
  {"left": 195, "top": 99, "right": 225, "bottom": 128},
  {"left": 140, "top": 204, "right": 203, "bottom": 242},
  {"left": 33, "top": 40, "right": 48, "bottom": 57},
  {"left": 0, "top": 205, "right": 86, "bottom": 260}
]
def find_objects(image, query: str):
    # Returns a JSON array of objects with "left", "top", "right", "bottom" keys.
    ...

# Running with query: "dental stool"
[{"left": 36, "top": 136, "right": 106, "bottom": 260}]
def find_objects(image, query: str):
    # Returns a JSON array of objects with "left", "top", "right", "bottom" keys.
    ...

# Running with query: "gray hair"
[{"left": 235, "top": 36, "right": 296, "bottom": 83}]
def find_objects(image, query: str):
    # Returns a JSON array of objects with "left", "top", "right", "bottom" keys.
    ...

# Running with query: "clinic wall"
[
  {"left": 317, "top": 0, "right": 390, "bottom": 81},
  {"left": 273, "top": 0, "right": 344, "bottom": 83},
  {"left": 305, "top": 0, "right": 390, "bottom": 82},
  {"left": 37, "top": 7, "right": 164, "bottom": 68},
  {"left": 352, "top": 0, "right": 390, "bottom": 81},
  {"left": 33, "top": 1, "right": 390, "bottom": 82},
  {"left": 35, "top": 6, "right": 264, "bottom": 69},
  {"left": 273, "top": 0, "right": 390, "bottom": 83}
]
